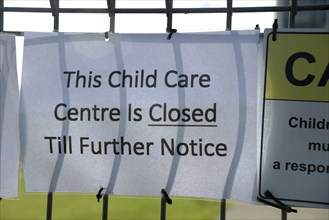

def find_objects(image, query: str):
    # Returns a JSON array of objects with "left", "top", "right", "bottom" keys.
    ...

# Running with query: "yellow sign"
[{"left": 265, "top": 32, "right": 329, "bottom": 102}]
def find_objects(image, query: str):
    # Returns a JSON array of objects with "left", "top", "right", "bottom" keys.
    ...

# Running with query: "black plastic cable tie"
[
  {"left": 161, "top": 189, "right": 172, "bottom": 204},
  {"left": 264, "top": 191, "right": 285, "bottom": 206},
  {"left": 257, "top": 196, "right": 281, "bottom": 210},
  {"left": 264, "top": 190, "right": 297, "bottom": 213},
  {"left": 272, "top": 19, "right": 278, "bottom": 41},
  {"left": 96, "top": 187, "right": 105, "bottom": 203},
  {"left": 167, "top": 29, "right": 177, "bottom": 40},
  {"left": 105, "top": 31, "right": 110, "bottom": 41}
]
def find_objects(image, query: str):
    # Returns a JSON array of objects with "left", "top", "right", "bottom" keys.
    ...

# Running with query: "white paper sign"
[
  {"left": 21, "top": 31, "right": 259, "bottom": 201},
  {"left": 0, "top": 34, "right": 19, "bottom": 198}
]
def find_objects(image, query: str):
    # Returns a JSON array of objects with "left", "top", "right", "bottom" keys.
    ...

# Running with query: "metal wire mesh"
[{"left": 0, "top": 0, "right": 328, "bottom": 33}]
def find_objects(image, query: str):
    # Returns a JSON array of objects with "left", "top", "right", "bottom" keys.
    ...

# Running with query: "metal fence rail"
[{"left": 0, "top": 0, "right": 329, "bottom": 32}]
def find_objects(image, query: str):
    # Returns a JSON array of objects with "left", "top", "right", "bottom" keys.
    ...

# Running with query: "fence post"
[
  {"left": 46, "top": 192, "right": 53, "bottom": 220},
  {"left": 165, "top": 0, "right": 173, "bottom": 33},
  {"left": 161, "top": 189, "right": 172, "bottom": 220},
  {"left": 106, "top": 0, "right": 115, "bottom": 33},
  {"left": 0, "top": 0, "right": 4, "bottom": 31},
  {"left": 226, "top": 0, "right": 233, "bottom": 30},
  {"left": 102, "top": 194, "right": 109, "bottom": 220},
  {"left": 289, "top": 0, "right": 297, "bottom": 28},
  {"left": 49, "top": 0, "right": 59, "bottom": 32}
]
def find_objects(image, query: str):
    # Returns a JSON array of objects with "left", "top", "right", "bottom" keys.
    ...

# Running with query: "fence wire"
[{"left": 0, "top": 0, "right": 329, "bottom": 33}]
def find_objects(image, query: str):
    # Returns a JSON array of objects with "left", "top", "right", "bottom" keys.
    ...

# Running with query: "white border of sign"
[{"left": 259, "top": 29, "right": 329, "bottom": 208}]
